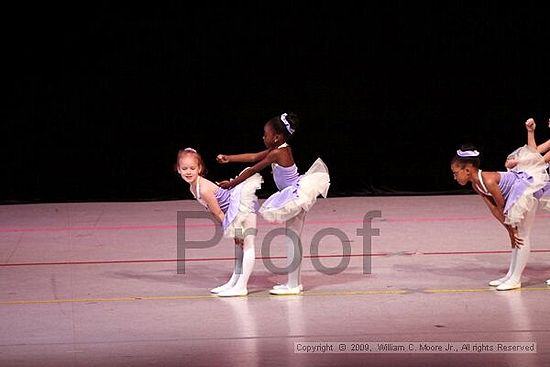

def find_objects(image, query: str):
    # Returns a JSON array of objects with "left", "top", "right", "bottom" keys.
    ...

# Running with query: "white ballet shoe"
[
  {"left": 217, "top": 288, "right": 248, "bottom": 297},
  {"left": 210, "top": 283, "right": 234, "bottom": 294},
  {"left": 488, "top": 277, "right": 509, "bottom": 287},
  {"left": 272, "top": 284, "right": 303, "bottom": 291},
  {"left": 496, "top": 280, "right": 521, "bottom": 291},
  {"left": 546, "top": 279, "right": 550, "bottom": 286},
  {"left": 269, "top": 285, "right": 303, "bottom": 295}
]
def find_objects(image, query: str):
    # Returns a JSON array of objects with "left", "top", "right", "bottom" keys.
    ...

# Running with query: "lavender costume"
[
  {"left": 193, "top": 170, "right": 263, "bottom": 238},
  {"left": 259, "top": 144, "right": 330, "bottom": 222},
  {"left": 476, "top": 170, "right": 550, "bottom": 226},
  {"left": 474, "top": 160, "right": 550, "bottom": 289},
  {"left": 506, "top": 145, "right": 550, "bottom": 214}
]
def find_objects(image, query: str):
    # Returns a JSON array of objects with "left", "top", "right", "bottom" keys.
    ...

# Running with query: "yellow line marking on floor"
[
  {"left": 425, "top": 288, "right": 493, "bottom": 293},
  {"left": 296, "top": 290, "right": 408, "bottom": 297},
  {"left": 0, "top": 295, "right": 216, "bottom": 305},
  {"left": 426, "top": 287, "right": 550, "bottom": 293},
  {"left": 1, "top": 287, "right": 549, "bottom": 305}
]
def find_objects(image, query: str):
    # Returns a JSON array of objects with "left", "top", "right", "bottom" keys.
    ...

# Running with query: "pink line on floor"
[
  {"left": 2, "top": 249, "right": 549, "bottom": 267},
  {"left": 1, "top": 214, "right": 549, "bottom": 233},
  {"left": 0, "top": 224, "right": 180, "bottom": 233}
]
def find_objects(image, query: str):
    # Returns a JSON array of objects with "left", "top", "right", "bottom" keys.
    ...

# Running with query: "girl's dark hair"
[
  {"left": 451, "top": 144, "right": 481, "bottom": 168},
  {"left": 267, "top": 112, "right": 300, "bottom": 141}
]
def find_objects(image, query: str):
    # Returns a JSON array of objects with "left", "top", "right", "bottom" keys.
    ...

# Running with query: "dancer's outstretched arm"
[
  {"left": 216, "top": 150, "right": 270, "bottom": 164},
  {"left": 217, "top": 149, "right": 280, "bottom": 189},
  {"left": 525, "top": 118, "right": 537, "bottom": 150}
]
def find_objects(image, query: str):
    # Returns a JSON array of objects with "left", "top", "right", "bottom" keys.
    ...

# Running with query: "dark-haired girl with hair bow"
[
  {"left": 450, "top": 144, "right": 550, "bottom": 291},
  {"left": 216, "top": 112, "right": 330, "bottom": 295}
]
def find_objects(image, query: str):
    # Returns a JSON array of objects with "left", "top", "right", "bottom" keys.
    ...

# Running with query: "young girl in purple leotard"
[
  {"left": 176, "top": 148, "right": 263, "bottom": 297},
  {"left": 216, "top": 112, "right": 330, "bottom": 295},
  {"left": 450, "top": 138, "right": 550, "bottom": 290}
]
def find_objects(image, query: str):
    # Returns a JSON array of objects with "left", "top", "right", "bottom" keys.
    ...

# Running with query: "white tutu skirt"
[
  {"left": 507, "top": 145, "right": 549, "bottom": 183},
  {"left": 506, "top": 145, "right": 550, "bottom": 223},
  {"left": 537, "top": 182, "right": 550, "bottom": 213},
  {"left": 502, "top": 171, "right": 550, "bottom": 226},
  {"left": 222, "top": 171, "right": 263, "bottom": 238},
  {"left": 259, "top": 158, "right": 330, "bottom": 223}
]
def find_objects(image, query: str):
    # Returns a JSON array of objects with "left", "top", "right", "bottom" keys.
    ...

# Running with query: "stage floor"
[{"left": 1, "top": 195, "right": 549, "bottom": 366}]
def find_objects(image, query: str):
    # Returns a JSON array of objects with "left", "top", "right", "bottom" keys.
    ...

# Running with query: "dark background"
[{"left": 4, "top": 3, "right": 550, "bottom": 203}]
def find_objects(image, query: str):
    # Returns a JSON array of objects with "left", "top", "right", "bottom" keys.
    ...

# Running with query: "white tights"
[
  {"left": 497, "top": 201, "right": 537, "bottom": 285},
  {"left": 212, "top": 213, "right": 256, "bottom": 293},
  {"left": 285, "top": 210, "right": 306, "bottom": 288}
]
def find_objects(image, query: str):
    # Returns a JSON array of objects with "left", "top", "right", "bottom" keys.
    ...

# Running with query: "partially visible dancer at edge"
[{"left": 504, "top": 117, "right": 550, "bottom": 286}]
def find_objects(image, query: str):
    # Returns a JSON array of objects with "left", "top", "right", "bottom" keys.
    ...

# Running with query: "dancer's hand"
[
  {"left": 234, "top": 237, "right": 244, "bottom": 247},
  {"left": 508, "top": 227, "right": 524, "bottom": 248},
  {"left": 217, "top": 154, "right": 229, "bottom": 164},
  {"left": 525, "top": 118, "right": 536, "bottom": 132},
  {"left": 505, "top": 157, "right": 519, "bottom": 170},
  {"left": 217, "top": 180, "right": 232, "bottom": 189}
]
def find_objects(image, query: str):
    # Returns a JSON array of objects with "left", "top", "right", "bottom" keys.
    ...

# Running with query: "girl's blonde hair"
[{"left": 175, "top": 147, "right": 206, "bottom": 176}]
